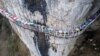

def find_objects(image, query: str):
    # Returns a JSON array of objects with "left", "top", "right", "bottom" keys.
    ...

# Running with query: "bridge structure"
[
  {"left": 0, "top": 8, "right": 100, "bottom": 38},
  {"left": 0, "top": 0, "right": 100, "bottom": 56}
]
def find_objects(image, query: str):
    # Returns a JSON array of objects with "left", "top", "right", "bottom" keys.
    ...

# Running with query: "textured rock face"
[
  {"left": 2, "top": 0, "right": 93, "bottom": 30},
  {"left": 46, "top": 0, "right": 93, "bottom": 30},
  {"left": 1, "top": 0, "right": 94, "bottom": 56}
]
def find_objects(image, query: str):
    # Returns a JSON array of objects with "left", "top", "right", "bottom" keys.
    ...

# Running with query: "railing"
[{"left": 0, "top": 8, "right": 100, "bottom": 38}]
